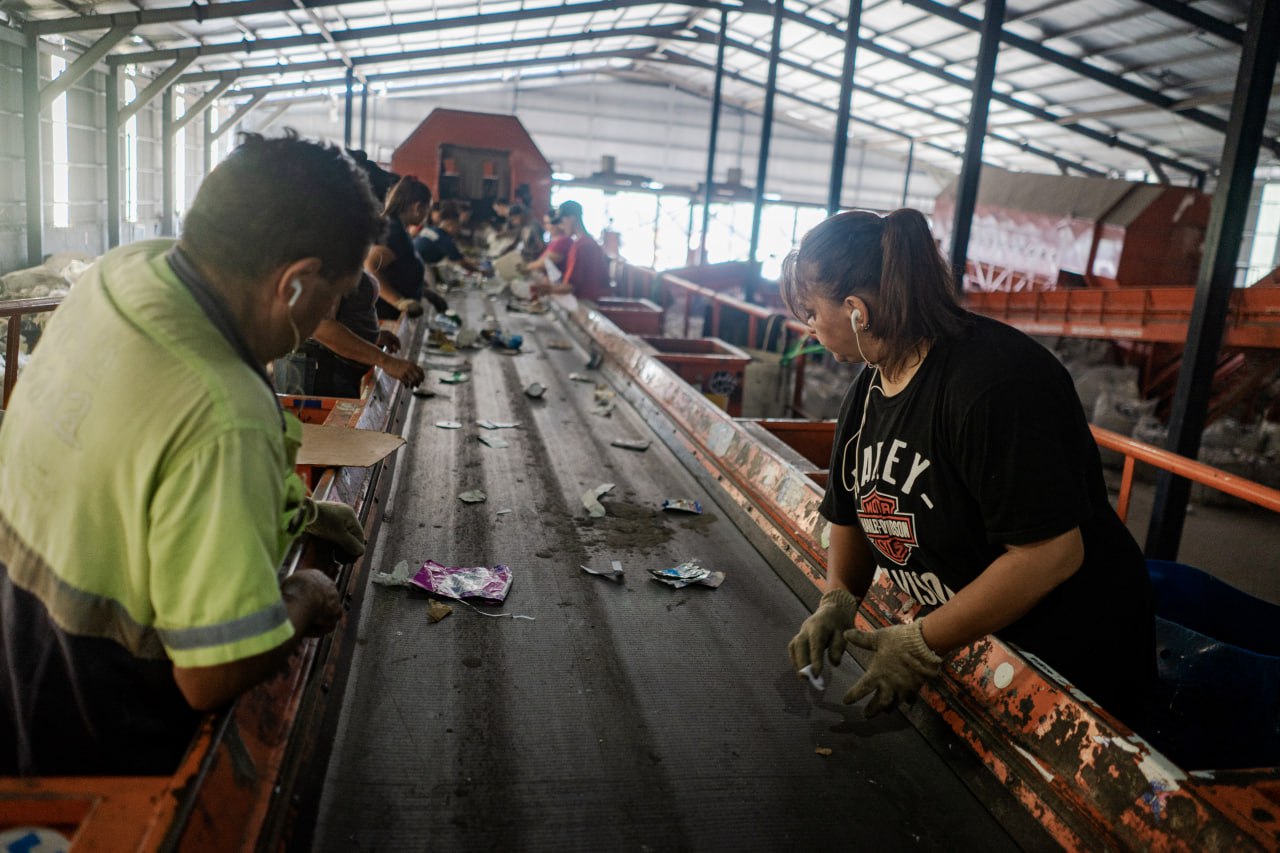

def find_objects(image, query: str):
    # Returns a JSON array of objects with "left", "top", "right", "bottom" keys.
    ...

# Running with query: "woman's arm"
[
  {"left": 365, "top": 245, "right": 406, "bottom": 306},
  {"left": 826, "top": 521, "right": 878, "bottom": 597},
  {"left": 919, "top": 528, "right": 1084, "bottom": 653}
]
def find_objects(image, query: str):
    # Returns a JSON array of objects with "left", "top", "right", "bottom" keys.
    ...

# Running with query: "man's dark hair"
[
  {"left": 346, "top": 148, "right": 398, "bottom": 203},
  {"left": 183, "top": 131, "right": 383, "bottom": 282}
]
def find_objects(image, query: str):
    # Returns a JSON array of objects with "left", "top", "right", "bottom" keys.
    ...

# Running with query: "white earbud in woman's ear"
[
  {"left": 288, "top": 278, "right": 303, "bottom": 308},
  {"left": 850, "top": 308, "right": 863, "bottom": 332}
]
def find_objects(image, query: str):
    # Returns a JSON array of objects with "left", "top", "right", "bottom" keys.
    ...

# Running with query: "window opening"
[
  {"left": 124, "top": 78, "right": 139, "bottom": 223},
  {"left": 174, "top": 87, "right": 187, "bottom": 217},
  {"left": 50, "top": 54, "right": 70, "bottom": 228}
]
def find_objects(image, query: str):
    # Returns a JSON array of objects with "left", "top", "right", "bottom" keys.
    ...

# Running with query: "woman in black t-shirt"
[
  {"left": 367, "top": 176, "right": 431, "bottom": 320},
  {"left": 785, "top": 209, "right": 1154, "bottom": 728}
]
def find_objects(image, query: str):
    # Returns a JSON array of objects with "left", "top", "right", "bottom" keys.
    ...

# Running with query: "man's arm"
[
  {"left": 312, "top": 319, "right": 424, "bottom": 387},
  {"left": 172, "top": 569, "right": 340, "bottom": 710}
]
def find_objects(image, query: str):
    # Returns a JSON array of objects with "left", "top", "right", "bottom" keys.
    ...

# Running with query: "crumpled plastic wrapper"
[
  {"left": 410, "top": 560, "right": 513, "bottom": 604},
  {"left": 582, "top": 483, "right": 615, "bottom": 517},
  {"left": 372, "top": 559, "right": 415, "bottom": 587},
  {"left": 649, "top": 559, "right": 725, "bottom": 590}
]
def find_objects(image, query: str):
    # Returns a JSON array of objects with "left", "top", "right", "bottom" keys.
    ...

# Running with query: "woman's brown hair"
[
  {"left": 781, "top": 208, "right": 968, "bottom": 379},
  {"left": 382, "top": 175, "right": 432, "bottom": 221}
]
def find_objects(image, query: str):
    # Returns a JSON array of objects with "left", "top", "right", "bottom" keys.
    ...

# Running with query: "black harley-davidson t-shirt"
[{"left": 820, "top": 313, "right": 1154, "bottom": 720}]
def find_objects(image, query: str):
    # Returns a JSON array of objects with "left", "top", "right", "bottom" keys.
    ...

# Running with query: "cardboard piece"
[{"left": 298, "top": 423, "right": 405, "bottom": 468}]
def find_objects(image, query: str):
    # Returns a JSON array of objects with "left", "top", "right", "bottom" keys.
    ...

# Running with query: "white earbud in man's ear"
[
  {"left": 850, "top": 308, "right": 863, "bottom": 332},
  {"left": 288, "top": 278, "right": 303, "bottom": 308}
]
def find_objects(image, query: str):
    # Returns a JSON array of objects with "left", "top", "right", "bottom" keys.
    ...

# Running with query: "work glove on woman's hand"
[
  {"left": 304, "top": 499, "right": 366, "bottom": 559},
  {"left": 788, "top": 588, "right": 860, "bottom": 678},
  {"left": 842, "top": 620, "right": 942, "bottom": 717}
]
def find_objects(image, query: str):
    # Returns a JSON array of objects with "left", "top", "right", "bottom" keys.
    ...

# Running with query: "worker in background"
[
  {"left": 0, "top": 132, "right": 381, "bottom": 775},
  {"left": 784, "top": 209, "right": 1154, "bottom": 729},
  {"left": 305, "top": 272, "right": 426, "bottom": 397},
  {"left": 414, "top": 204, "right": 484, "bottom": 276},
  {"left": 367, "top": 175, "right": 432, "bottom": 320},
  {"left": 533, "top": 200, "right": 611, "bottom": 302},
  {"left": 492, "top": 203, "right": 544, "bottom": 262},
  {"left": 302, "top": 157, "right": 428, "bottom": 397},
  {"left": 524, "top": 210, "right": 571, "bottom": 277}
]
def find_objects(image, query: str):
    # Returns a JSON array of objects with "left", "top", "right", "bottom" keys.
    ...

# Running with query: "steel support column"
[
  {"left": 359, "top": 84, "right": 368, "bottom": 151},
  {"left": 203, "top": 104, "right": 214, "bottom": 177},
  {"left": 210, "top": 92, "right": 268, "bottom": 142},
  {"left": 106, "top": 65, "right": 121, "bottom": 248},
  {"left": 699, "top": 10, "right": 728, "bottom": 264},
  {"left": 827, "top": 0, "right": 863, "bottom": 214},
  {"left": 947, "top": 0, "right": 1005, "bottom": 288},
  {"left": 747, "top": 0, "right": 785, "bottom": 278},
  {"left": 901, "top": 138, "right": 914, "bottom": 208},
  {"left": 343, "top": 67, "right": 354, "bottom": 149},
  {"left": 23, "top": 34, "right": 43, "bottom": 266},
  {"left": 173, "top": 76, "right": 235, "bottom": 134},
  {"left": 39, "top": 25, "right": 131, "bottom": 111},
  {"left": 118, "top": 55, "right": 195, "bottom": 124},
  {"left": 1146, "top": 0, "right": 1280, "bottom": 559},
  {"left": 161, "top": 87, "right": 175, "bottom": 237}
]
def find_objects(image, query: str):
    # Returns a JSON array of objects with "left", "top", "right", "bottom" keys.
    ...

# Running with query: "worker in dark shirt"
[
  {"left": 414, "top": 205, "right": 483, "bottom": 274},
  {"left": 785, "top": 209, "right": 1154, "bottom": 729},
  {"left": 367, "top": 176, "right": 431, "bottom": 320},
  {"left": 305, "top": 272, "right": 426, "bottom": 397}
]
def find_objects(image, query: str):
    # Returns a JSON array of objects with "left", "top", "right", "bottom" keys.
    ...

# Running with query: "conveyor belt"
[{"left": 311, "top": 290, "right": 1043, "bottom": 852}]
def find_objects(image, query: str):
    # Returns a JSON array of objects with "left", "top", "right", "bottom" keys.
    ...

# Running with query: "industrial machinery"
[
  {"left": 390, "top": 108, "right": 553, "bottom": 217},
  {"left": 932, "top": 165, "right": 1212, "bottom": 292}
]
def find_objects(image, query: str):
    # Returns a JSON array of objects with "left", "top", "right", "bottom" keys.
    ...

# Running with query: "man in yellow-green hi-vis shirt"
[{"left": 0, "top": 132, "right": 385, "bottom": 776}]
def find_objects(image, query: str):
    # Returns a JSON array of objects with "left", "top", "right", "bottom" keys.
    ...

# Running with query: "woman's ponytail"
[
  {"left": 383, "top": 175, "right": 432, "bottom": 220},
  {"left": 875, "top": 208, "right": 967, "bottom": 378}
]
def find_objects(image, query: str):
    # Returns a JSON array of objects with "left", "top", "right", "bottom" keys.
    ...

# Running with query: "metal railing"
[
  {"left": 0, "top": 295, "right": 62, "bottom": 407},
  {"left": 1091, "top": 424, "right": 1280, "bottom": 522},
  {"left": 616, "top": 264, "right": 816, "bottom": 414}
]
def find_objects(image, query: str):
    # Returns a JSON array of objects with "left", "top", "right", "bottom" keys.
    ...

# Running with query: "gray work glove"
[
  {"left": 787, "top": 588, "right": 860, "bottom": 678},
  {"left": 304, "top": 499, "right": 366, "bottom": 559},
  {"left": 842, "top": 620, "right": 942, "bottom": 717}
]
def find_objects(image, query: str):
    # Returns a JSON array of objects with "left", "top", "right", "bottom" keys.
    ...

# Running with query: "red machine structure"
[
  {"left": 390, "top": 108, "right": 553, "bottom": 218},
  {"left": 932, "top": 165, "right": 1212, "bottom": 292},
  {"left": 933, "top": 166, "right": 1280, "bottom": 423}
]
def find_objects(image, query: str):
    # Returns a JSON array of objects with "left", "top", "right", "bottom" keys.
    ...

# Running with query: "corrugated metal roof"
[{"left": 5, "top": 0, "right": 1276, "bottom": 182}]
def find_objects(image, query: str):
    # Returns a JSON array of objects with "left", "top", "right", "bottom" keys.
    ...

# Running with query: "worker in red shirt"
[{"left": 532, "top": 200, "right": 611, "bottom": 302}]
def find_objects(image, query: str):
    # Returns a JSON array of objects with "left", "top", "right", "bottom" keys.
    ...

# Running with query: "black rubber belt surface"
[{"left": 313, "top": 292, "right": 1029, "bottom": 852}]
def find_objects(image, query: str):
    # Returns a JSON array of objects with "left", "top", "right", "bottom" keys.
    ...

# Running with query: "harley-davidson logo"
[{"left": 858, "top": 488, "right": 919, "bottom": 566}]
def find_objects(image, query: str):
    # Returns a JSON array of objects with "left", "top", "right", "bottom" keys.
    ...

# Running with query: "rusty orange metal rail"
[
  {"left": 0, "top": 296, "right": 62, "bottom": 408},
  {"left": 617, "top": 264, "right": 817, "bottom": 414},
  {"left": 1092, "top": 424, "right": 1280, "bottom": 522},
  {"left": 966, "top": 286, "right": 1280, "bottom": 348}
]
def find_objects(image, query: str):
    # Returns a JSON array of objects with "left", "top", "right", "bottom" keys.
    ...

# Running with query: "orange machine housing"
[
  {"left": 390, "top": 108, "right": 553, "bottom": 218},
  {"left": 932, "top": 166, "right": 1211, "bottom": 291}
]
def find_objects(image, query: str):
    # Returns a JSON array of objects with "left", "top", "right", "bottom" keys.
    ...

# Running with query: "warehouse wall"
[
  {"left": 242, "top": 75, "right": 940, "bottom": 214},
  {"left": 0, "top": 41, "right": 207, "bottom": 275}
]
